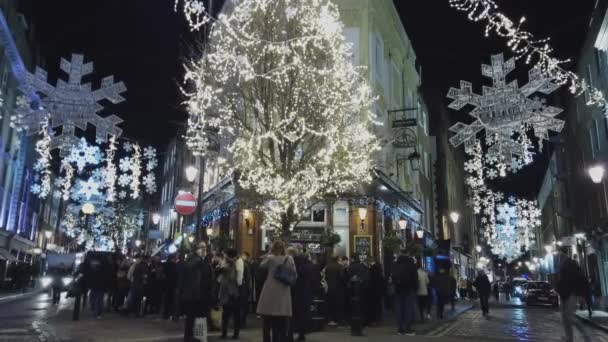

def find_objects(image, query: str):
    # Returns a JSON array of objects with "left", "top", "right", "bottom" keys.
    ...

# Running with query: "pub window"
[{"left": 312, "top": 208, "right": 325, "bottom": 223}]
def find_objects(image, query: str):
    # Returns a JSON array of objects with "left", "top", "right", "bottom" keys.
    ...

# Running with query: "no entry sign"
[{"left": 175, "top": 192, "right": 197, "bottom": 215}]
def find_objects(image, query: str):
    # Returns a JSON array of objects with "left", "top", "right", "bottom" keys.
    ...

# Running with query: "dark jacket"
[
  {"left": 349, "top": 261, "right": 370, "bottom": 288},
  {"left": 163, "top": 261, "right": 178, "bottom": 291},
  {"left": 178, "top": 254, "right": 214, "bottom": 317},
  {"left": 556, "top": 257, "right": 586, "bottom": 299},
  {"left": 324, "top": 260, "right": 345, "bottom": 292},
  {"left": 391, "top": 255, "right": 418, "bottom": 295},
  {"left": 292, "top": 254, "right": 314, "bottom": 321},
  {"left": 473, "top": 273, "right": 491, "bottom": 296},
  {"left": 433, "top": 272, "right": 455, "bottom": 298},
  {"left": 369, "top": 263, "right": 385, "bottom": 298}
]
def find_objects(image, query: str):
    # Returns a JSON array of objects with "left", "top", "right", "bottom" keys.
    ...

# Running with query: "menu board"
[{"left": 353, "top": 235, "right": 372, "bottom": 257}]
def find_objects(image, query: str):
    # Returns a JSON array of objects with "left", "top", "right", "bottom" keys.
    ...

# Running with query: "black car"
[{"left": 524, "top": 281, "right": 559, "bottom": 307}]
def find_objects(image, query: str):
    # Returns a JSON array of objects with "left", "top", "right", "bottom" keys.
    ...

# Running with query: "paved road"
[
  {"left": 0, "top": 291, "right": 65, "bottom": 341},
  {"left": 427, "top": 303, "right": 608, "bottom": 341},
  {"left": 1, "top": 293, "right": 608, "bottom": 341}
]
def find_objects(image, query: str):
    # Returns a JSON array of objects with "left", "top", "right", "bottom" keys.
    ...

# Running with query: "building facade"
[
  {"left": 542, "top": 0, "right": 608, "bottom": 308},
  {"left": 0, "top": 0, "right": 46, "bottom": 282}
]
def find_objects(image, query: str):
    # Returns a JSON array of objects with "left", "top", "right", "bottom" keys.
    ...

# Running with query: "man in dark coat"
[
  {"left": 367, "top": 259, "right": 385, "bottom": 325},
  {"left": 391, "top": 253, "right": 418, "bottom": 336},
  {"left": 179, "top": 243, "right": 214, "bottom": 342},
  {"left": 556, "top": 248, "right": 586, "bottom": 342},
  {"left": 432, "top": 268, "right": 453, "bottom": 319},
  {"left": 324, "top": 256, "right": 345, "bottom": 326},
  {"left": 288, "top": 248, "right": 313, "bottom": 342},
  {"left": 473, "top": 271, "right": 491, "bottom": 316}
]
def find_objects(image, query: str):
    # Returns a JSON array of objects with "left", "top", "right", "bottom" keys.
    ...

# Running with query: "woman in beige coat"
[{"left": 256, "top": 240, "right": 297, "bottom": 342}]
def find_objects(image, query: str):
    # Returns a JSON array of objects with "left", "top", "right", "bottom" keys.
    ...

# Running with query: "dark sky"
[{"left": 23, "top": 0, "right": 595, "bottom": 196}]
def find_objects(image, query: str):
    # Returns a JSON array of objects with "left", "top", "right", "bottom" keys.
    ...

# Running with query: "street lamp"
[
  {"left": 44, "top": 230, "right": 53, "bottom": 239},
  {"left": 449, "top": 211, "right": 460, "bottom": 223},
  {"left": 416, "top": 228, "right": 424, "bottom": 239},
  {"left": 588, "top": 165, "right": 605, "bottom": 184},
  {"left": 185, "top": 165, "right": 199, "bottom": 182},
  {"left": 475, "top": 245, "right": 482, "bottom": 253},
  {"left": 152, "top": 213, "right": 161, "bottom": 225},
  {"left": 188, "top": 236, "right": 194, "bottom": 243},
  {"left": 407, "top": 150, "right": 421, "bottom": 172},
  {"left": 398, "top": 218, "right": 407, "bottom": 230},
  {"left": 135, "top": 239, "right": 142, "bottom": 247},
  {"left": 358, "top": 207, "right": 367, "bottom": 232},
  {"left": 81, "top": 202, "right": 95, "bottom": 215}
]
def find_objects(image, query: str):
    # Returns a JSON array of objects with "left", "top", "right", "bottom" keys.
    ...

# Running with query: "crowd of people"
[{"left": 69, "top": 242, "right": 499, "bottom": 342}]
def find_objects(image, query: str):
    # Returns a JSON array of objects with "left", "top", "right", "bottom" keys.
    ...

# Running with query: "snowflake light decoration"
[
  {"left": 117, "top": 174, "right": 131, "bottom": 187},
  {"left": 67, "top": 137, "right": 102, "bottom": 173},
  {"left": 449, "top": 0, "right": 608, "bottom": 111},
  {"left": 104, "top": 136, "right": 118, "bottom": 202},
  {"left": 130, "top": 144, "right": 142, "bottom": 199},
  {"left": 447, "top": 53, "right": 564, "bottom": 171},
  {"left": 77, "top": 177, "right": 101, "bottom": 201},
  {"left": 16, "top": 54, "right": 126, "bottom": 154},
  {"left": 119, "top": 157, "right": 132, "bottom": 173},
  {"left": 61, "top": 161, "right": 74, "bottom": 201},
  {"left": 143, "top": 173, "right": 157, "bottom": 194},
  {"left": 31, "top": 118, "right": 52, "bottom": 198}
]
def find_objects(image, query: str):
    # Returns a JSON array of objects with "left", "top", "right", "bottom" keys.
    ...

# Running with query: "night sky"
[{"left": 23, "top": 0, "right": 595, "bottom": 197}]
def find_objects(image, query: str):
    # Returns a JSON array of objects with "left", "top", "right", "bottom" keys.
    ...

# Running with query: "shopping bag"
[
  {"left": 210, "top": 307, "right": 223, "bottom": 330},
  {"left": 194, "top": 317, "right": 207, "bottom": 342}
]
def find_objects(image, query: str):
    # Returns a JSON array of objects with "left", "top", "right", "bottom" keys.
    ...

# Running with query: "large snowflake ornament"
[
  {"left": 447, "top": 54, "right": 564, "bottom": 166},
  {"left": 67, "top": 138, "right": 102, "bottom": 173},
  {"left": 17, "top": 54, "right": 127, "bottom": 154},
  {"left": 117, "top": 174, "right": 131, "bottom": 187},
  {"left": 77, "top": 177, "right": 101, "bottom": 201},
  {"left": 143, "top": 173, "right": 157, "bottom": 194},
  {"left": 119, "top": 157, "right": 132, "bottom": 173}
]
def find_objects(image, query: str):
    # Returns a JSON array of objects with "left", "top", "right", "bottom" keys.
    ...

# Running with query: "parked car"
[{"left": 523, "top": 281, "right": 559, "bottom": 307}]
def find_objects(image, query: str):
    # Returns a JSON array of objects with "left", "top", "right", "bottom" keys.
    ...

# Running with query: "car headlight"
[
  {"left": 62, "top": 277, "right": 73, "bottom": 286},
  {"left": 41, "top": 276, "right": 52, "bottom": 288}
]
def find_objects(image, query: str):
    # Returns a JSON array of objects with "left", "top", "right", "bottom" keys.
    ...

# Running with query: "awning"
[{"left": 0, "top": 248, "right": 17, "bottom": 262}]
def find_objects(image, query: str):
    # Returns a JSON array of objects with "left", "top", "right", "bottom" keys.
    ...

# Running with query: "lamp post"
[{"left": 152, "top": 213, "right": 161, "bottom": 225}]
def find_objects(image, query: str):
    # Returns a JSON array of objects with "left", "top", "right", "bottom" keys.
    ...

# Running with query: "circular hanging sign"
[{"left": 175, "top": 192, "right": 197, "bottom": 216}]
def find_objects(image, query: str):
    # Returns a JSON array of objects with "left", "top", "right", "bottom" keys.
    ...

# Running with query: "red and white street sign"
[{"left": 175, "top": 192, "right": 197, "bottom": 216}]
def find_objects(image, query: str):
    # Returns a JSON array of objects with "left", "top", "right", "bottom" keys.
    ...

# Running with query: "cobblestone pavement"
[
  {"left": 0, "top": 292, "right": 65, "bottom": 342},
  {"left": 427, "top": 304, "right": 608, "bottom": 341}
]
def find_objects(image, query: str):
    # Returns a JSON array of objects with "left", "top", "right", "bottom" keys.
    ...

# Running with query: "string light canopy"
[
  {"left": 177, "top": 0, "right": 379, "bottom": 231},
  {"left": 447, "top": 53, "right": 564, "bottom": 176},
  {"left": 449, "top": 0, "right": 607, "bottom": 111}
]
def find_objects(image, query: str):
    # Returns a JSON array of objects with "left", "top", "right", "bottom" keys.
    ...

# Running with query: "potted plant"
[
  {"left": 320, "top": 229, "right": 341, "bottom": 247},
  {"left": 382, "top": 230, "right": 402, "bottom": 255}
]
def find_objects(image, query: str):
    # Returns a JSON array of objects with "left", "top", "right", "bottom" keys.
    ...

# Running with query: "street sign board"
[
  {"left": 175, "top": 192, "right": 197, "bottom": 216},
  {"left": 392, "top": 118, "right": 417, "bottom": 128}
]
